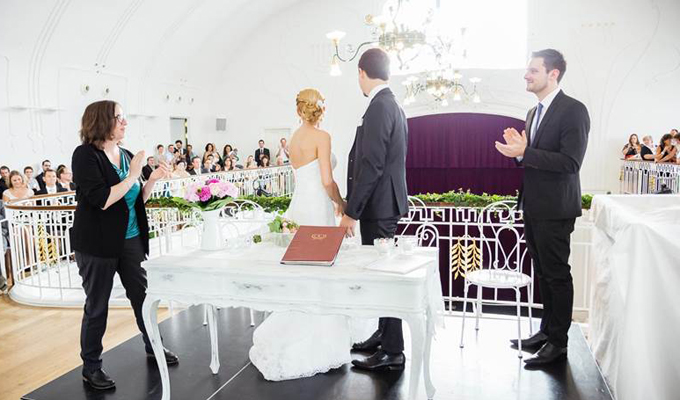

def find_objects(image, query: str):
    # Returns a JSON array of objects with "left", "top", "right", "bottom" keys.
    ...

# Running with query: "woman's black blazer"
[{"left": 70, "top": 144, "right": 149, "bottom": 258}]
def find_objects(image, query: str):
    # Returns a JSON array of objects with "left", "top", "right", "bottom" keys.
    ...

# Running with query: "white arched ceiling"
[
  {"left": 0, "top": 0, "right": 300, "bottom": 166},
  {"left": 1, "top": 0, "right": 680, "bottom": 194}
]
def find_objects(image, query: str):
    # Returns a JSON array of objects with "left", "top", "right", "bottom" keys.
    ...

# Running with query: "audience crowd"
[
  {"left": 0, "top": 138, "right": 291, "bottom": 202},
  {"left": 621, "top": 129, "right": 680, "bottom": 164}
]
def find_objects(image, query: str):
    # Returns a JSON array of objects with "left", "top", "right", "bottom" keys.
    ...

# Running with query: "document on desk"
[
  {"left": 363, "top": 254, "right": 432, "bottom": 274},
  {"left": 281, "top": 226, "right": 346, "bottom": 266}
]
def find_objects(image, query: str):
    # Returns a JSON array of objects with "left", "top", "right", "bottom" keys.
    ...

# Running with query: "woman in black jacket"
[{"left": 71, "top": 100, "right": 176, "bottom": 390}]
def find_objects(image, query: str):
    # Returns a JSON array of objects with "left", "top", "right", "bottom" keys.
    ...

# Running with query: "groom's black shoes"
[
  {"left": 523, "top": 342, "right": 568, "bottom": 367},
  {"left": 351, "top": 349, "right": 405, "bottom": 371},
  {"left": 352, "top": 331, "right": 382, "bottom": 352},
  {"left": 510, "top": 331, "right": 548, "bottom": 349},
  {"left": 146, "top": 347, "right": 179, "bottom": 366},
  {"left": 82, "top": 368, "right": 116, "bottom": 390}
]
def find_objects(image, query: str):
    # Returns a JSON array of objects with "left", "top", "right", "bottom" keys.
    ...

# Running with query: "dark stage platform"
[{"left": 23, "top": 306, "right": 612, "bottom": 400}]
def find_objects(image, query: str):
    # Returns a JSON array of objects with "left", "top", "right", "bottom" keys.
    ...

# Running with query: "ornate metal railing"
[
  {"left": 396, "top": 197, "right": 593, "bottom": 319},
  {"left": 149, "top": 165, "right": 295, "bottom": 198},
  {"left": 2, "top": 166, "right": 293, "bottom": 306},
  {"left": 620, "top": 160, "right": 680, "bottom": 194}
]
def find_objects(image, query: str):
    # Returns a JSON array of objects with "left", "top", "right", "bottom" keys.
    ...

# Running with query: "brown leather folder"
[{"left": 281, "top": 226, "right": 346, "bottom": 266}]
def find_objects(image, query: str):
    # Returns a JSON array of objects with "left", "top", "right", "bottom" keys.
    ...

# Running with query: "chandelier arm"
[{"left": 334, "top": 41, "right": 377, "bottom": 63}]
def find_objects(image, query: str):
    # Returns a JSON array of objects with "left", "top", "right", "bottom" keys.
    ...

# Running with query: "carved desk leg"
[
  {"left": 143, "top": 296, "right": 170, "bottom": 400},
  {"left": 406, "top": 314, "right": 436, "bottom": 400},
  {"left": 207, "top": 304, "right": 220, "bottom": 374}
]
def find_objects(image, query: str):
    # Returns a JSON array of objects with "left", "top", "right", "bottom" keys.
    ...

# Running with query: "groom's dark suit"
[
  {"left": 519, "top": 90, "right": 589, "bottom": 349},
  {"left": 346, "top": 87, "right": 409, "bottom": 354}
]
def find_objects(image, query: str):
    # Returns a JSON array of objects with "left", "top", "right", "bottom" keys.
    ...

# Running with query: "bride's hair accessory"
[{"left": 296, "top": 88, "right": 326, "bottom": 125}]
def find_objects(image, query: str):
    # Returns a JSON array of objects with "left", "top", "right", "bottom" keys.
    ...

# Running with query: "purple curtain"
[{"left": 406, "top": 113, "right": 526, "bottom": 195}]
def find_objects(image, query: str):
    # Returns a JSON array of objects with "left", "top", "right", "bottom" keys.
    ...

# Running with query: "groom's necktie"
[{"left": 530, "top": 102, "right": 544, "bottom": 147}]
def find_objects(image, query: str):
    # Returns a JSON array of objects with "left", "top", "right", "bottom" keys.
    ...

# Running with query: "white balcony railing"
[
  {"left": 620, "top": 160, "right": 680, "bottom": 194},
  {"left": 2, "top": 166, "right": 294, "bottom": 306}
]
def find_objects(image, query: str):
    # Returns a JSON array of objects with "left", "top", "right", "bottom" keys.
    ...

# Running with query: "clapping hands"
[
  {"left": 495, "top": 128, "right": 528, "bottom": 158},
  {"left": 150, "top": 160, "right": 171, "bottom": 181}
]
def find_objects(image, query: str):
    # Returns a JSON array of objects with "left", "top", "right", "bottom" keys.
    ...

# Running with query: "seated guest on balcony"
[
  {"left": 214, "top": 163, "right": 222, "bottom": 172},
  {"left": 185, "top": 144, "right": 196, "bottom": 164},
  {"left": 174, "top": 140, "right": 186, "bottom": 156},
  {"left": 35, "top": 169, "right": 68, "bottom": 195},
  {"left": 0, "top": 166, "right": 10, "bottom": 196},
  {"left": 621, "top": 134, "right": 641, "bottom": 159},
  {"left": 222, "top": 144, "right": 234, "bottom": 165},
  {"left": 641, "top": 135, "right": 656, "bottom": 160},
  {"left": 223, "top": 158, "right": 234, "bottom": 171},
  {"left": 245, "top": 155, "right": 256, "bottom": 169},
  {"left": 202, "top": 155, "right": 214, "bottom": 173},
  {"left": 188, "top": 156, "right": 202, "bottom": 175},
  {"left": 255, "top": 139, "right": 270, "bottom": 167},
  {"left": 2, "top": 171, "right": 34, "bottom": 202},
  {"left": 260, "top": 154, "right": 271, "bottom": 168},
  {"left": 655, "top": 134, "right": 677, "bottom": 163},
  {"left": 24, "top": 166, "right": 41, "bottom": 193},
  {"left": 276, "top": 137, "right": 290, "bottom": 163},
  {"left": 166, "top": 144, "right": 176, "bottom": 163},
  {"left": 230, "top": 147, "right": 240, "bottom": 163},
  {"left": 35, "top": 159, "right": 51, "bottom": 191},
  {"left": 57, "top": 165, "right": 77, "bottom": 191},
  {"left": 204, "top": 143, "right": 221, "bottom": 166},
  {"left": 71, "top": 100, "right": 176, "bottom": 391},
  {"left": 141, "top": 156, "right": 155, "bottom": 181},
  {"left": 154, "top": 144, "right": 165, "bottom": 165},
  {"left": 172, "top": 159, "right": 190, "bottom": 178},
  {"left": 673, "top": 131, "right": 680, "bottom": 164}
]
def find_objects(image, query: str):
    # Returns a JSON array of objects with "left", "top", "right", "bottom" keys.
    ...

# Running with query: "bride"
[{"left": 249, "top": 88, "right": 351, "bottom": 381}]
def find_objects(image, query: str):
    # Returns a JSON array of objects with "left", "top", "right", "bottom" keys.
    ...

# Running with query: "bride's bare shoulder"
[{"left": 312, "top": 127, "right": 331, "bottom": 141}]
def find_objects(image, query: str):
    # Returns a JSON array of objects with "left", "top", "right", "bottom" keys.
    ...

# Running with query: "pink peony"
[
  {"left": 199, "top": 186, "right": 212, "bottom": 202},
  {"left": 206, "top": 178, "right": 220, "bottom": 185},
  {"left": 184, "top": 183, "right": 200, "bottom": 202},
  {"left": 208, "top": 183, "right": 221, "bottom": 197},
  {"left": 224, "top": 181, "right": 239, "bottom": 198},
  {"left": 215, "top": 180, "right": 238, "bottom": 198}
]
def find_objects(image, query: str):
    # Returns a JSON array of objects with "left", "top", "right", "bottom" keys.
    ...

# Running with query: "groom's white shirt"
[{"left": 367, "top": 84, "right": 390, "bottom": 104}]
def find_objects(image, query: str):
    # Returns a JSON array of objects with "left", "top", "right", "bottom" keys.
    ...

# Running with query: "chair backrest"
[
  {"left": 414, "top": 223, "right": 439, "bottom": 247},
  {"left": 397, "top": 196, "right": 432, "bottom": 236},
  {"left": 475, "top": 200, "right": 526, "bottom": 273}
]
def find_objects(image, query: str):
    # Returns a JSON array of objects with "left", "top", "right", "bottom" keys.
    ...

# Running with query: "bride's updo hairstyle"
[{"left": 296, "top": 88, "right": 325, "bottom": 125}]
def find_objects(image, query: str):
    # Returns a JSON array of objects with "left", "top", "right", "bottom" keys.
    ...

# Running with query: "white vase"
[{"left": 200, "top": 209, "right": 225, "bottom": 251}]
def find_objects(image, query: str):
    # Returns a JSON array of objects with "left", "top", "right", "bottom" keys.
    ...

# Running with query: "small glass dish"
[
  {"left": 396, "top": 236, "right": 418, "bottom": 255},
  {"left": 373, "top": 238, "right": 395, "bottom": 255}
]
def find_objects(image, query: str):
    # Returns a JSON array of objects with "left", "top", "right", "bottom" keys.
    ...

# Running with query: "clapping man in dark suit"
[
  {"left": 255, "top": 140, "right": 270, "bottom": 167},
  {"left": 340, "top": 48, "right": 409, "bottom": 371},
  {"left": 495, "top": 49, "right": 590, "bottom": 367}
]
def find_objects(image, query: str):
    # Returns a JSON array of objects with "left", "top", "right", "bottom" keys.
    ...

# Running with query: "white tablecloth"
[{"left": 589, "top": 195, "right": 680, "bottom": 400}]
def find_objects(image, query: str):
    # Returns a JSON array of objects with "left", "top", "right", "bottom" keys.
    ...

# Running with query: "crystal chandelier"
[
  {"left": 403, "top": 70, "right": 481, "bottom": 107},
  {"left": 325, "top": 0, "right": 433, "bottom": 75}
]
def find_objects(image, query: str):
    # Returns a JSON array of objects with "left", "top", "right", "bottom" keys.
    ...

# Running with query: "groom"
[{"left": 340, "top": 48, "right": 409, "bottom": 371}]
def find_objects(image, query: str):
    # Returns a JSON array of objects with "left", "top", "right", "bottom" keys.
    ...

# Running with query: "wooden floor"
[{"left": 0, "top": 294, "right": 170, "bottom": 400}]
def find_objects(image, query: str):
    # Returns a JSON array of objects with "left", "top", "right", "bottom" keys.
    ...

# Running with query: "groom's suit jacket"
[
  {"left": 345, "top": 87, "right": 409, "bottom": 221},
  {"left": 519, "top": 90, "right": 590, "bottom": 220}
]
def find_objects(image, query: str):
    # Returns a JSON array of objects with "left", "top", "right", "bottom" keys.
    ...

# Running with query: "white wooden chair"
[{"left": 458, "top": 200, "right": 533, "bottom": 358}]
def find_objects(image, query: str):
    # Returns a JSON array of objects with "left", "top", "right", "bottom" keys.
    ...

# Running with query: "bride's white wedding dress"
[{"left": 249, "top": 154, "right": 352, "bottom": 381}]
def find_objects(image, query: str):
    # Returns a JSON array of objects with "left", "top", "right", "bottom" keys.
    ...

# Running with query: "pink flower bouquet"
[{"left": 178, "top": 178, "right": 240, "bottom": 211}]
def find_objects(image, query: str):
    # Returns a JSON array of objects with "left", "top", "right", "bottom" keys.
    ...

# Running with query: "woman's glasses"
[{"left": 113, "top": 114, "right": 127, "bottom": 123}]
